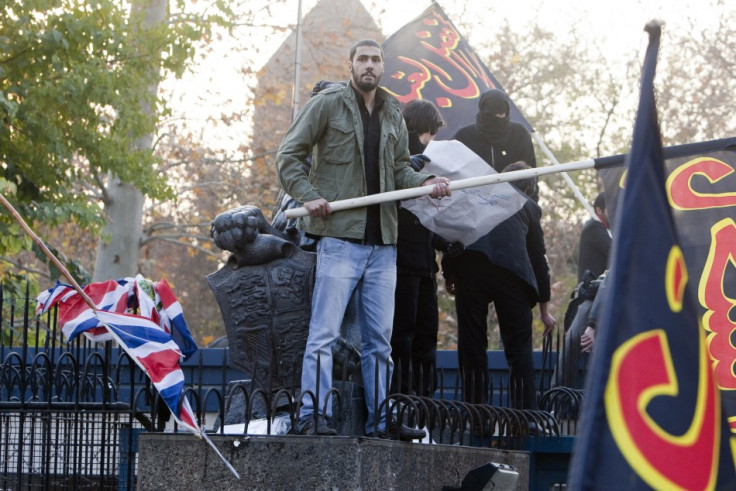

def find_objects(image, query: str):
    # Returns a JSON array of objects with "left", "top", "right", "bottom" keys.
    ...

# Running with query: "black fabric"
[
  {"left": 396, "top": 129, "right": 438, "bottom": 276},
  {"left": 563, "top": 274, "right": 603, "bottom": 332},
  {"left": 407, "top": 131, "right": 424, "bottom": 156},
  {"left": 391, "top": 129, "right": 443, "bottom": 395},
  {"left": 474, "top": 89, "right": 511, "bottom": 144},
  {"left": 453, "top": 255, "right": 538, "bottom": 409},
  {"left": 396, "top": 208, "right": 437, "bottom": 275},
  {"left": 444, "top": 199, "right": 550, "bottom": 305},
  {"left": 454, "top": 89, "right": 536, "bottom": 174},
  {"left": 577, "top": 218, "right": 611, "bottom": 282},
  {"left": 353, "top": 85, "right": 384, "bottom": 245},
  {"left": 454, "top": 122, "right": 537, "bottom": 173},
  {"left": 391, "top": 274, "right": 438, "bottom": 396}
]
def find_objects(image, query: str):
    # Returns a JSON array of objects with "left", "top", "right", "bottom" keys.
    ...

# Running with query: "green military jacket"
[{"left": 275, "top": 82, "right": 430, "bottom": 245}]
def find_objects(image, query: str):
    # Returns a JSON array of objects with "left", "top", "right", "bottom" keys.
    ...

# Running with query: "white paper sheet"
[{"left": 402, "top": 140, "right": 527, "bottom": 246}]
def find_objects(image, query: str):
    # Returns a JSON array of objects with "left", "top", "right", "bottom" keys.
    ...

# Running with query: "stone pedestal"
[{"left": 137, "top": 434, "right": 530, "bottom": 490}]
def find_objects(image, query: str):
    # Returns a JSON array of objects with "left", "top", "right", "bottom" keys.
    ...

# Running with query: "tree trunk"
[
  {"left": 92, "top": 0, "right": 167, "bottom": 281},
  {"left": 93, "top": 175, "right": 145, "bottom": 280}
]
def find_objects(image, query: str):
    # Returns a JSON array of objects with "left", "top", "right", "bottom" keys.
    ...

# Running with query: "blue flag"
[{"left": 568, "top": 22, "right": 736, "bottom": 489}]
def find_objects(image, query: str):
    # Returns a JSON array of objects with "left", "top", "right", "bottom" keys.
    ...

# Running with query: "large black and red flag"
[
  {"left": 568, "top": 22, "right": 736, "bottom": 490},
  {"left": 595, "top": 140, "right": 736, "bottom": 433},
  {"left": 380, "top": 2, "right": 533, "bottom": 140}
]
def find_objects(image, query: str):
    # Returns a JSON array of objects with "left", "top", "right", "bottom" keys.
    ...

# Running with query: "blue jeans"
[{"left": 298, "top": 238, "right": 396, "bottom": 435}]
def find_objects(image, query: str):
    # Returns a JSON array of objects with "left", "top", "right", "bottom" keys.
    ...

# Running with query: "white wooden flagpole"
[
  {"left": 284, "top": 158, "right": 596, "bottom": 219},
  {"left": 532, "top": 132, "right": 597, "bottom": 217}
]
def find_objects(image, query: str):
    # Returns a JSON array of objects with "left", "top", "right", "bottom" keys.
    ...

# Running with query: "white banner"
[{"left": 401, "top": 140, "right": 527, "bottom": 246}]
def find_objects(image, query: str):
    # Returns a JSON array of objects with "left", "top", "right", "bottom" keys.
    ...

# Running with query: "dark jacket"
[
  {"left": 453, "top": 89, "right": 536, "bottom": 172},
  {"left": 397, "top": 131, "right": 440, "bottom": 276},
  {"left": 444, "top": 199, "right": 551, "bottom": 306},
  {"left": 446, "top": 90, "right": 547, "bottom": 303},
  {"left": 453, "top": 122, "right": 536, "bottom": 172},
  {"left": 396, "top": 208, "right": 437, "bottom": 276},
  {"left": 577, "top": 218, "right": 611, "bottom": 282}
]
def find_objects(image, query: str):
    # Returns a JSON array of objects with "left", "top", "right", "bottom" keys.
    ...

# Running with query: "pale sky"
[
  {"left": 241, "top": 0, "right": 709, "bottom": 69},
  {"left": 162, "top": 0, "right": 725, "bottom": 156}
]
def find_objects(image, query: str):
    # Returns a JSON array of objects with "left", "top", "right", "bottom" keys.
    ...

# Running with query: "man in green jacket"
[{"left": 276, "top": 39, "right": 450, "bottom": 439}]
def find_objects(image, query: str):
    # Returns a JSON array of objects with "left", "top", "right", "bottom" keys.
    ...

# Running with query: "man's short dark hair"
[
  {"left": 502, "top": 161, "right": 537, "bottom": 197},
  {"left": 593, "top": 191, "right": 606, "bottom": 211},
  {"left": 349, "top": 39, "right": 383, "bottom": 62},
  {"left": 401, "top": 99, "right": 445, "bottom": 135}
]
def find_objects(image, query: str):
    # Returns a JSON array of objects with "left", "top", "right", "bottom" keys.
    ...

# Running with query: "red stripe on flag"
[{"left": 137, "top": 349, "right": 182, "bottom": 383}]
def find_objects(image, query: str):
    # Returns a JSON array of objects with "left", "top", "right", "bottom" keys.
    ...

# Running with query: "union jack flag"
[
  {"left": 35, "top": 277, "right": 201, "bottom": 434},
  {"left": 36, "top": 278, "right": 133, "bottom": 342},
  {"left": 134, "top": 276, "right": 198, "bottom": 361},
  {"left": 94, "top": 310, "right": 200, "bottom": 433}
]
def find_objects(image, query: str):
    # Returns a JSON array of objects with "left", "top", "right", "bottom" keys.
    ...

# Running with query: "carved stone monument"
[
  {"left": 206, "top": 241, "right": 315, "bottom": 393},
  {"left": 207, "top": 204, "right": 364, "bottom": 433}
]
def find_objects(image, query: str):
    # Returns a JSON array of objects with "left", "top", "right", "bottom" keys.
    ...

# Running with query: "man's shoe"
[
  {"left": 299, "top": 417, "right": 337, "bottom": 436},
  {"left": 373, "top": 420, "right": 426, "bottom": 442},
  {"left": 527, "top": 421, "right": 555, "bottom": 437}
]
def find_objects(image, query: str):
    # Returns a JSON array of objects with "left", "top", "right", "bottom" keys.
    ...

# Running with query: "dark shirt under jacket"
[
  {"left": 353, "top": 85, "right": 383, "bottom": 245},
  {"left": 577, "top": 218, "right": 611, "bottom": 282}
]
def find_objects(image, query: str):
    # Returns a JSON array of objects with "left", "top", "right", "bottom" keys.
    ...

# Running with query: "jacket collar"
[{"left": 341, "top": 80, "right": 398, "bottom": 113}]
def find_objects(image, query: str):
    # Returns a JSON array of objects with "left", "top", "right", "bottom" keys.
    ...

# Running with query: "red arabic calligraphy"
[{"left": 385, "top": 12, "right": 495, "bottom": 104}]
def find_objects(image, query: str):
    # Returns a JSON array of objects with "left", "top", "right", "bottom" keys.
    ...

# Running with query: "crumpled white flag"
[{"left": 402, "top": 139, "right": 528, "bottom": 246}]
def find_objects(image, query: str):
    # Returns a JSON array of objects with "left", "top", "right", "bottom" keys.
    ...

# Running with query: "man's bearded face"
[{"left": 349, "top": 46, "right": 384, "bottom": 92}]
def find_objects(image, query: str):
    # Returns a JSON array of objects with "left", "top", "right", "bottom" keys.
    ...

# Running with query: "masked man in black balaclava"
[
  {"left": 443, "top": 89, "right": 552, "bottom": 411},
  {"left": 453, "top": 89, "right": 536, "bottom": 176}
]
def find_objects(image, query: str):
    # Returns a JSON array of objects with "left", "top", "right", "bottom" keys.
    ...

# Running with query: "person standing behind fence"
[
  {"left": 275, "top": 39, "right": 450, "bottom": 439},
  {"left": 577, "top": 191, "right": 611, "bottom": 282},
  {"left": 443, "top": 162, "right": 555, "bottom": 409},
  {"left": 390, "top": 99, "right": 463, "bottom": 397},
  {"left": 445, "top": 89, "right": 547, "bottom": 408},
  {"left": 551, "top": 191, "right": 611, "bottom": 388}
]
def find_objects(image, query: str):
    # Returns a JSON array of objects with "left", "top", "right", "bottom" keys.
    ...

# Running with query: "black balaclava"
[{"left": 475, "top": 89, "right": 511, "bottom": 144}]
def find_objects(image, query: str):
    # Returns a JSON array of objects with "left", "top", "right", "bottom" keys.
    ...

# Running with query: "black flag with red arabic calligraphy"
[
  {"left": 569, "top": 23, "right": 736, "bottom": 489},
  {"left": 598, "top": 140, "right": 736, "bottom": 442},
  {"left": 380, "top": 3, "right": 533, "bottom": 140}
]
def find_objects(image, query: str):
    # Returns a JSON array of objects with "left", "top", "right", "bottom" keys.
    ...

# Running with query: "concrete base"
[{"left": 137, "top": 434, "right": 530, "bottom": 490}]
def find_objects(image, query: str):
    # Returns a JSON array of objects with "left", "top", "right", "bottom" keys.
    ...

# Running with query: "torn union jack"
[
  {"left": 35, "top": 277, "right": 200, "bottom": 433},
  {"left": 94, "top": 310, "right": 200, "bottom": 433},
  {"left": 134, "top": 275, "right": 198, "bottom": 361},
  {"left": 36, "top": 278, "right": 133, "bottom": 342}
]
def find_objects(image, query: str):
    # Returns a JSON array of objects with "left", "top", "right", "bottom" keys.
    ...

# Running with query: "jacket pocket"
[{"left": 323, "top": 119, "right": 354, "bottom": 164}]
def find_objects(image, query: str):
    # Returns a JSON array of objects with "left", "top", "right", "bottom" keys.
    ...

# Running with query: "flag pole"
[
  {"left": 0, "top": 192, "right": 96, "bottom": 308},
  {"left": 532, "top": 132, "right": 597, "bottom": 217},
  {"left": 201, "top": 431, "right": 241, "bottom": 479},
  {"left": 284, "top": 158, "right": 596, "bottom": 219},
  {"left": 1, "top": 192, "right": 242, "bottom": 479},
  {"left": 291, "top": 0, "right": 304, "bottom": 121}
]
